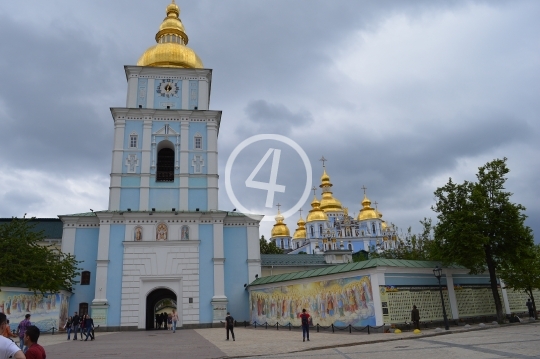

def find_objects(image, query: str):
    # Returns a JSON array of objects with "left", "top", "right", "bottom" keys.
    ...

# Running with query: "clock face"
[{"left": 157, "top": 79, "right": 179, "bottom": 98}]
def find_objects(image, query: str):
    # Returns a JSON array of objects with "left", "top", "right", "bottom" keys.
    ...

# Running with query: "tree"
[
  {"left": 0, "top": 217, "right": 80, "bottom": 294},
  {"left": 431, "top": 158, "right": 534, "bottom": 323},
  {"left": 259, "top": 235, "right": 283, "bottom": 254},
  {"left": 369, "top": 219, "right": 436, "bottom": 261},
  {"left": 499, "top": 244, "right": 540, "bottom": 319}
]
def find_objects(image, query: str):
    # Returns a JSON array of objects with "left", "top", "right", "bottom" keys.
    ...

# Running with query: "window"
[
  {"left": 79, "top": 303, "right": 88, "bottom": 316},
  {"left": 81, "top": 271, "right": 91, "bottom": 285},
  {"left": 156, "top": 148, "right": 175, "bottom": 182},
  {"left": 130, "top": 133, "right": 138, "bottom": 148},
  {"left": 372, "top": 223, "right": 376, "bottom": 234},
  {"left": 310, "top": 226, "right": 314, "bottom": 237},
  {"left": 348, "top": 243, "right": 353, "bottom": 250},
  {"left": 194, "top": 135, "right": 202, "bottom": 149},
  {"left": 319, "top": 225, "right": 323, "bottom": 237}
]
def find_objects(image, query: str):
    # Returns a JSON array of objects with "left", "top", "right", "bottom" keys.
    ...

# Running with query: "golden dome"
[
  {"left": 306, "top": 196, "right": 328, "bottom": 222},
  {"left": 292, "top": 215, "right": 306, "bottom": 240},
  {"left": 319, "top": 168, "right": 343, "bottom": 212},
  {"left": 137, "top": 1, "right": 203, "bottom": 69},
  {"left": 357, "top": 194, "right": 378, "bottom": 221},
  {"left": 381, "top": 220, "right": 388, "bottom": 230},
  {"left": 271, "top": 210, "right": 290, "bottom": 238}
]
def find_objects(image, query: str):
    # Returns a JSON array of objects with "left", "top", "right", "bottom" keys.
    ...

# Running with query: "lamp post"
[{"left": 433, "top": 266, "right": 450, "bottom": 330}]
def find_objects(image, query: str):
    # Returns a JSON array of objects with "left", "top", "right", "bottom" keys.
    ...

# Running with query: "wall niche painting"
[
  {"left": 156, "top": 223, "right": 168, "bottom": 241},
  {"left": 134, "top": 226, "right": 143, "bottom": 241},
  {"left": 181, "top": 225, "right": 189, "bottom": 240}
]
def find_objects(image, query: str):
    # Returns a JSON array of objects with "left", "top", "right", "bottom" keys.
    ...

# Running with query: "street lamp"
[{"left": 433, "top": 266, "right": 450, "bottom": 330}]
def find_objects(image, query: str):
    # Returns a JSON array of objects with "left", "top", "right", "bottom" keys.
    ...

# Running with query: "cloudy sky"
[{"left": 0, "top": 0, "right": 539, "bottom": 241}]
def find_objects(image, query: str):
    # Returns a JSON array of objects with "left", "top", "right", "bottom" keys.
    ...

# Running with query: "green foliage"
[
  {"left": 259, "top": 235, "right": 283, "bottom": 254},
  {"left": 499, "top": 244, "right": 540, "bottom": 319},
  {"left": 353, "top": 250, "right": 369, "bottom": 262},
  {"left": 431, "top": 158, "right": 534, "bottom": 322},
  {"left": 0, "top": 217, "right": 81, "bottom": 294},
  {"left": 369, "top": 219, "right": 437, "bottom": 261}
]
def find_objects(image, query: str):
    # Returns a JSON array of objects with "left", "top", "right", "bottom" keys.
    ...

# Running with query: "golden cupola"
[
  {"left": 319, "top": 169, "right": 343, "bottom": 212},
  {"left": 357, "top": 194, "right": 378, "bottom": 221},
  {"left": 292, "top": 215, "right": 307, "bottom": 240},
  {"left": 137, "top": 1, "right": 203, "bottom": 69},
  {"left": 306, "top": 196, "right": 328, "bottom": 222},
  {"left": 271, "top": 210, "right": 290, "bottom": 238}
]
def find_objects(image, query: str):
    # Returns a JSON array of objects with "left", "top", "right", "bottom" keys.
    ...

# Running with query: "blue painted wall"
[
  {"left": 189, "top": 177, "right": 207, "bottom": 188},
  {"left": 106, "top": 225, "right": 125, "bottom": 326},
  {"left": 121, "top": 177, "right": 141, "bottom": 187},
  {"left": 188, "top": 189, "right": 207, "bottom": 211},
  {"left": 70, "top": 228, "right": 99, "bottom": 313},
  {"left": 188, "top": 122, "right": 207, "bottom": 150},
  {"left": 124, "top": 120, "right": 144, "bottom": 149},
  {"left": 223, "top": 226, "right": 249, "bottom": 321},
  {"left": 120, "top": 188, "right": 140, "bottom": 211},
  {"left": 149, "top": 188, "right": 179, "bottom": 211},
  {"left": 198, "top": 224, "right": 214, "bottom": 323}
]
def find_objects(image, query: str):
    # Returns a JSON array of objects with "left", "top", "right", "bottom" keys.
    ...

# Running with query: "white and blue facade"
[{"left": 60, "top": 65, "right": 262, "bottom": 329}]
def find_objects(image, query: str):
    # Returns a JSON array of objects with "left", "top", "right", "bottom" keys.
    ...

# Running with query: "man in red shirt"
[
  {"left": 24, "top": 326, "right": 46, "bottom": 359},
  {"left": 299, "top": 308, "right": 310, "bottom": 342}
]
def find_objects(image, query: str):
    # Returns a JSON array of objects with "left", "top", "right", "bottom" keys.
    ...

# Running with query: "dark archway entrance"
[{"left": 146, "top": 288, "right": 177, "bottom": 330}]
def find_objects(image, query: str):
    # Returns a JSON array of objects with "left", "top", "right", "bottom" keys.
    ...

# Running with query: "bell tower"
[{"left": 108, "top": 1, "right": 220, "bottom": 212}]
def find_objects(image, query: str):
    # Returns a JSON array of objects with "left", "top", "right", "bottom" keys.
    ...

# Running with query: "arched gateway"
[{"left": 146, "top": 288, "right": 177, "bottom": 330}]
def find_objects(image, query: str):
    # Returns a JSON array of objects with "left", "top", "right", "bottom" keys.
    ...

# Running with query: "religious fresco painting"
[
  {"left": 0, "top": 290, "right": 70, "bottom": 332},
  {"left": 250, "top": 275, "right": 376, "bottom": 327}
]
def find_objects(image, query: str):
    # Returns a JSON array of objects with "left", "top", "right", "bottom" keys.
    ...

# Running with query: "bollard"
[
  {"left": 277, "top": 322, "right": 279, "bottom": 331},
  {"left": 367, "top": 325, "right": 370, "bottom": 334},
  {"left": 52, "top": 327, "right": 55, "bottom": 335},
  {"left": 317, "top": 323, "right": 319, "bottom": 333},
  {"left": 349, "top": 324, "right": 351, "bottom": 333},
  {"left": 289, "top": 323, "right": 291, "bottom": 331},
  {"left": 265, "top": 322, "right": 268, "bottom": 329},
  {"left": 254, "top": 322, "right": 257, "bottom": 329}
]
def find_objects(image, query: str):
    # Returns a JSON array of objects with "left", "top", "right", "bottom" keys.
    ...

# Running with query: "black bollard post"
[
  {"left": 367, "top": 325, "right": 370, "bottom": 334},
  {"left": 349, "top": 324, "right": 351, "bottom": 333},
  {"left": 254, "top": 322, "right": 257, "bottom": 329},
  {"left": 277, "top": 322, "right": 279, "bottom": 331},
  {"left": 289, "top": 323, "right": 291, "bottom": 331},
  {"left": 265, "top": 322, "right": 268, "bottom": 329},
  {"left": 52, "top": 327, "right": 55, "bottom": 335},
  {"left": 317, "top": 323, "right": 320, "bottom": 333},
  {"left": 331, "top": 324, "right": 334, "bottom": 333}
]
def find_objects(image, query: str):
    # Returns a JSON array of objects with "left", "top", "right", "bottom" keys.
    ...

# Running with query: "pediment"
[{"left": 154, "top": 124, "right": 178, "bottom": 135}]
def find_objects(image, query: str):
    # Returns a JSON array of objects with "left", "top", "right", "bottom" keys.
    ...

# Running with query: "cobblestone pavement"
[{"left": 37, "top": 322, "right": 539, "bottom": 358}]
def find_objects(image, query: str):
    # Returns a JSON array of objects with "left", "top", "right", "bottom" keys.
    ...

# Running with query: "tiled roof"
[
  {"left": 0, "top": 218, "right": 63, "bottom": 239},
  {"left": 261, "top": 254, "right": 327, "bottom": 266},
  {"left": 250, "top": 258, "right": 465, "bottom": 286}
]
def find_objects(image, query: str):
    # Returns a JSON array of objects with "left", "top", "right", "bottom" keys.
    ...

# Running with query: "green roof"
[
  {"left": 250, "top": 258, "right": 465, "bottom": 286},
  {"left": 261, "top": 254, "right": 327, "bottom": 266},
  {"left": 0, "top": 218, "right": 63, "bottom": 239}
]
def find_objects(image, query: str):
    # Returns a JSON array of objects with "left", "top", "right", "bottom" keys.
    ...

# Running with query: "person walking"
[
  {"left": 84, "top": 315, "right": 94, "bottom": 341},
  {"left": 225, "top": 312, "right": 235, "bottom": 341},
  {"left": 526, "top": 299, "right": 535, "bottom": 318},
  {"left": 79, "top": 315, "right": 87, "bottom": 340},
  {"left": 411, "top": 305, "right": 420, "bottom": 330},
  {"left": 171, "top": 309, "right": 179, "bottom": 333},
  {"left": 71, "top": 312, "right": 80, "bottom": 340},
  {"left": 299, "top": 308, "right": 310, "bottom": 342},
  {"left": 0, "top": 313, "right": 25, "bottom": 359},
  {"left": 64, "top": 316, "right": 73, "bottom": 340},
  {"left": 23, "top": 326, "right": 46, "bottom": 359},
  {"left": 16, "top": 313, "right": 31, "bottom": 352}
]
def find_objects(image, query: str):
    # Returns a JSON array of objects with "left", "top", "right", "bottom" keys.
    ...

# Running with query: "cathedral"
[
  {"left": 269, "top": 164, "right": 399, "bottom": 255},
  {"left": 58, "top": 1, "right": 262, "bottom": 329}
]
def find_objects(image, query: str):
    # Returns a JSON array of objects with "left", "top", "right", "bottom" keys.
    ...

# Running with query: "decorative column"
[
  {"left": 109, "top": 119, "right": 126, "bottom": 210},
  {"left": 206, "top": 122, "right": 218, "bottom": 210},
  {"left": 211, "top": 221, "right": 227, "bottom": 323},
  {"left": 179, "top": 121, "right": 190, "bottom": 210},
  {"left": 139, "top": 119, "right": 153, "bottom": 211},
  {"left": 91, "top": 214, "right": 112, "bottom": 327},
  {"left": 370, "top": 269, "right": 386, "bottom": 326},
  {"left": 444, "top": 271, "right": 459, "bottom": 320}
]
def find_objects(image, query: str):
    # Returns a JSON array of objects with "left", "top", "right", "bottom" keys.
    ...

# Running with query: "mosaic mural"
[
  {"left": 250, "top": 275, "right": 376, "bottom": 327},
  {"left": 0, "top": 290, "right": 70, "bottom": 332}
]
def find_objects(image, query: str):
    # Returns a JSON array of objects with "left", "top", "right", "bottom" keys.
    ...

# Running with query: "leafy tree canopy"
[
  {"left": 499, "top": 244, "right": 540, "bottom": 319},
  {"left": 0, "top": 217, "right": 80, "bottom": 294},
  {"left": 259, "top": 235, "right": 283, "bottom": 254},
  {"left": 431, "top": 158, "right": 534, "bottom": 322}
]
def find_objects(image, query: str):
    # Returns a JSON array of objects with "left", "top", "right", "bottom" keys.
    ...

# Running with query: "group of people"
[
  {"left": 0, "top": 312, "right": 46, "bottom": 359},
  {"left": 63, "top": 312, "right": 95, "bottom": 341},
  {"left": 154, "top": 310, "right": 179, "bottom": 332}
]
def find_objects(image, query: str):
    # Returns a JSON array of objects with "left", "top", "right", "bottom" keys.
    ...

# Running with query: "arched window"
[
  {"left": 81, "top": 271, "right": 91, "bottom": 285},
  {"left": 319, "top": 225, "right": 323, "bottom": 237},
  {"left": 372, "top": 223, "right": 376, "bottom": 234},
  {"left": 348, "top": 243, "right": 353, "bottom": 250},
  {"left": 310, "top": 226, "right": 314, "bottom": 237},
  {"left": 156, "top": 148, "right": 175, "bottom": 182}
]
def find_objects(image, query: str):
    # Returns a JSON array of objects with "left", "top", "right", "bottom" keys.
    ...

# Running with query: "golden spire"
[
  {"left": 271, "top": 204, "right": 290, "bottom": 238},
  {"left": 292, "top": 209, "right": 307, "bottom": 240},
  {"left": 137, "top": 1, "right": 203, "bottom": 68},
  {"left": 318, "top": 157, "right": 343, "bottom": 213}
]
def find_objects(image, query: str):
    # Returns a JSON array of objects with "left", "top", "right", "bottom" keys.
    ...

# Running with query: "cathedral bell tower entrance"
[{"left": 146, "top": 288, "right": 177, "bottom": 330}]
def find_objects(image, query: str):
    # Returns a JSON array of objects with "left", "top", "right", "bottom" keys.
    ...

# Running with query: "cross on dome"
[
  {"left": 312, "top": 186, "right": 317, "bottom": 196},
  {"left": 276, "top": 203, "right": 282, "bottom": 213},
  {"left": 361, "top": 185, "right": 367, "bottom": 195},
  {"left": 319, "top": 156, "right": 327, "bottom": 167}
]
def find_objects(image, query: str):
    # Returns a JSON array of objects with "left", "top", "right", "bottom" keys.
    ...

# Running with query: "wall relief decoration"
[
  {"left": 134, "top": 227, "right": 143, "bottom": 241},
  {"left": 156, "top": 223, "right": 168, "bottom": 241}
]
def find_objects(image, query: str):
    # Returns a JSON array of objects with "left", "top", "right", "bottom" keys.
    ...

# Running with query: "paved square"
[{"left": 38, "top": 322, "right": 540, "bottom": 358}]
